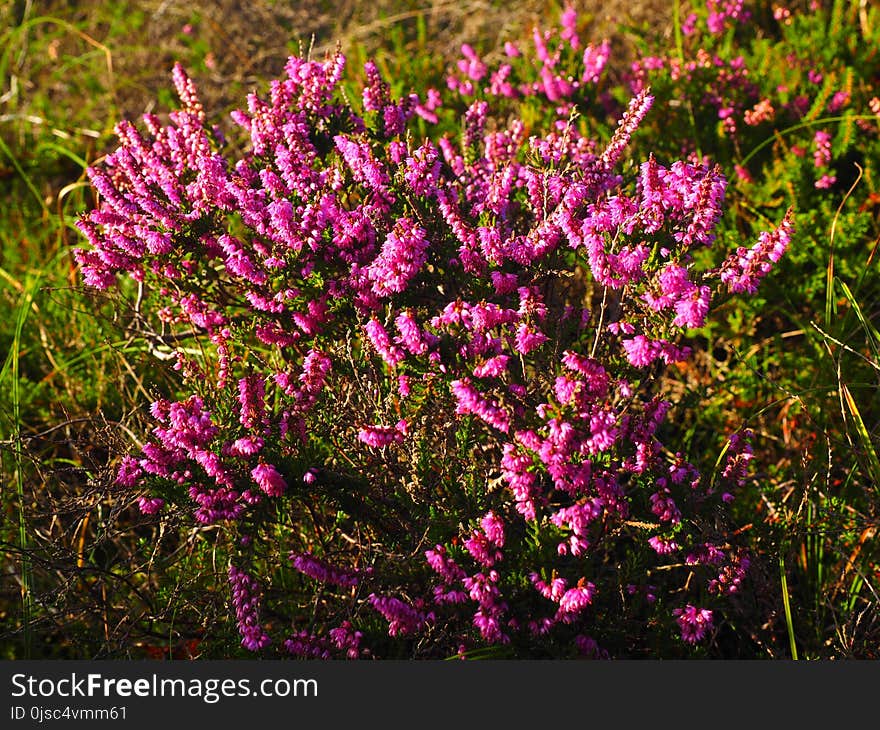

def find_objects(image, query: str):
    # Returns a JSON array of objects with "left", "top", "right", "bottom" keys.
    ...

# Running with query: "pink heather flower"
[
  {"left": 708, "top": 550, "right": 752, "bottom": 595},
  {"left": 362, "top": 60, "right": 390, "bottom": 112},
  {"left": 237, "top": 375, "right": 266, "bottom": 429},
  {"left": 587, "top": 409, "right": 618, "bottom": 453},
  {"left": 171, "top": 62, "right": 205, "bottom": 120},
  {"left": 607, "top": 321, "right": 635, "bottom": 335},
  {"left": 554, "top": 374, "right": 579, "bottom": 405},
  {"left": 813, "top": 130, "right": 832, "bottom": 168},
  {"left": 532, "top": 27, "right": 552, "bottom": 64},
  {"left": 463, "top": 570, "right": 503, "bottom": 604},
  {"left": 621, "top": 335, "right": 661, "bottom": 367},
  {"left": 706, "top": 0, "right": 749, "bottom": 34},
  {"left": 600, "top": 88, "right": 653, "bottom": 170},
  {"left": 488, "top": 64, "right": 516, "bottom": 98},
  {"left": 463, "top": 99, "right": 489, "bottom": 150},
  {"left": 531, "top": 572, "right": 568, "bottom": 602},
  {"left": 357, "top": 422, "right": 406, "bottom": 448},
  {"left": 774, "top": 5, "right": 792, "bottom": 23},
  {"left": 673, "top": 604, "right": 714, "bottom": 643},
  {"left": 550, "top": 501, "right": 603, "bottom": 556},
  {"left": 815, "top": 174, "right": 837, "bottom": 190},
  {"left": 644, "top": 264, "right": 693, "bottom": 311},
  {"left": 560, "top": 4, "right": 580, "bottom": 49},
  {"left": 473, "top": 609, "right": 509, "bottom": 644},
  {"left": 76, "top": 49, "right": 794, "bottom": 657},
  {"left": 686, "top": 542, "right": 726, "bottom": 566},
  {"left": 480, "top": 511, "right": 505, "bottom": 546},
  {"left": 709, "top": 549, "right": 751, "bottom": 595},
  {"left": 395, "top": 310, "right": 436, "bottom": 356},
  {"left": 397, "top": 374, "right": 411, "bottom": 397},
  {"left": 425, "top": 544, "right": 467, "bottom": 584},
  {"left": 289, "top": 552, "right": 362, "bottom": 587},
  {"left": 557, "top": 582, "right": 596, "bottom": 621},
  {"left": 228, "top": 435, "right": 264, "bottom": 457},
  {"left": 228, "top": 565, "right": 271, "bottom": 651},
  {"left": 366, "top": 218, "right": 430, "bottom": 296},
  {"left": 157, "top": 396, "right": 218, "bottom": 448},
  {"left": 447, "top": 74, "right": 474, "bottom": 98},
  {"left": 364, "top": 318, "right": 405, "bottom": 367},
  {"left": 450, "top": 378, "right": 511, "bottom": 433},
  {"left": 673, "top": 285, "right": 711, "bottom": 329},
  {"left": 514, "top": 324, "right": 548, "bottom": 355},
  {"left": 284, "top": 631, "right": 332, "bottom": 660},
  {"left": 720, "top": 207, "right": 795, "bottom": 294},
  {"left": 721, "top": 428, "right": 754, "bottom": 492},
  {"left": 457, "top": 43, "right": 487, "bottom": 82},
  {"left": 300, "top": 349, "right": 332, "bottom": 393},
  {"left": 137, "top": 496, "right": 165, "bottom": 515},
  {"left": 334, "top": 135, "right": 389, "bottom": 191},
  {"left": 116, "top": 456, "right": 143, "bottom": 487},
  {"left": 368, "top": 594, "right": 429, "bottom": 636},
  {"left": 251, "top": 462, "right": 287, "bottom": 497},
  {"left": 718, "top": 105, "right": 737, "bottom": 135},
  {"left": 463, "top": 511, "right": 506, "bottom": 567},
  {"left": 734, "top": 164, "right": 753, "bottom": 183},
  {"left": 463, "top": 530, "right": 502, "bottom": 568},
  {"left": 403, "top": 141, "right": 441, "bottom": 195},
  {"left": 650, "top": 488, "right": 681, "bottom": 524},
  {"left": 681, "top": 12, "right": 698, "bottom": 35},
  {"left": 473, "top": 354, "right": 509, "bottom": 378},
  {"left": 582, "top": 40, "right": 610, "bottom": 84},
  {"left": 501, "top": 443, "right": 540, "bottom": 520},
  {"left": 648, "top": 535, "right": 679, "bottom": 555},
  {"left": 827, "top": 90, "right": 849, "bottom": 113},
  {"left": 490, "top": 271, "right": 519, "bottom": 295},
  {"left": 328, "top": 621, "right": 363, "bottom": 659}
]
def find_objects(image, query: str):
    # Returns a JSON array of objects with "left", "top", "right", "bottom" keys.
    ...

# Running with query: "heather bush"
[
  {"left": 4, "top": 0, "right": 871, "bottom": 661},
  {"left": 436, "top": 0, "right": 880, "bottom": 656},
  {"left": 72, "top": 4, "right": 805, "bottom": 657}
]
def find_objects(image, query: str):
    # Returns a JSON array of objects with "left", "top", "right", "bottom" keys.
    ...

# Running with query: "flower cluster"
[
  {"left": 289, "top": 552, "right": 365, "bottom": 587},
  {"left": 720, "top": 208, "right": 795, "bottom": 294},
  {"left": 446, "top": 3, "right": 610, "bottom": 109},
  {"left": 76, "top": 5, "right": 785, "bottom": 657},
  {"left": 673, "top": 604, "right": 714, "bottom": 643},
  {"left": 228, "top": 565, "right": 271, "bottom": 651}
]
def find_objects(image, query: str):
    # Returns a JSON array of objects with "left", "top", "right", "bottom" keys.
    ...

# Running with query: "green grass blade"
[
  {"left": 740, "top": 114, "right": 877, "bottom": 168},
  {"left": 33, "top": 141, "right": 89, "bottom": 171},
  {"left": 779, "top": 550, "right": 798, "bottom": 660},
  {"left": 825, "top": 257, "right": 834, "bottom": 329},
  {"left": 1, "top": 275, "right": 42, "bottom": 659},
  {"left": 837, "top": 280, "right": 880, "bottom": 361},
  {"left": 841, "top": 384, "right": 880, "bottom": 494},
  {"left": 0, "top": 134, "right": 49, "bottom": 215}
]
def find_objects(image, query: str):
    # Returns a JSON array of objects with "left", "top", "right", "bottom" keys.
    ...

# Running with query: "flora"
[{"left": 72, "top": 6, "right": 801, "bottom": 658}]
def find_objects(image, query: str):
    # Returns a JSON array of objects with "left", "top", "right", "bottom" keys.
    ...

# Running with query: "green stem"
[
  {"left": 740, "top": 114, "right": 877, "bottom": 168},
  {"left": 779, "top": 549, "right": 798, "bottom": 660},
  {"left": 672, "top": 0, "right": 702, "bottom": 158},
  {"left": 9, "top": 279, "right": 37, "bottom": 658}
]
